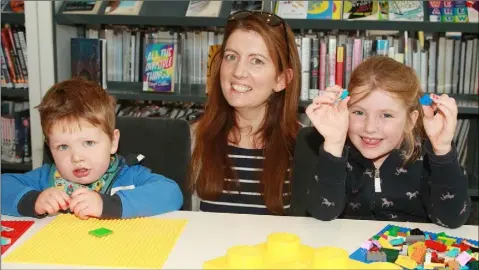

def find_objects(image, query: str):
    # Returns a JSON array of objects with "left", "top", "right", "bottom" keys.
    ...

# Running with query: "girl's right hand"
[{"left": 305, "top": 85, "right": 350, "bottom": 157}]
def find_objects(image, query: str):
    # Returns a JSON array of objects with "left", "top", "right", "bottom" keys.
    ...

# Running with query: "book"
[
  {"left": 206, "top": 44, "right": 221, "bottom": 94},
  {"left": 185, "top": 1, "right": 222, "bottom": 17},
  {"left": 62, "top": 1, "right": 101, "bottom": 14},
  {"left": 343, "top": 0, "right": 381, "bottom": 20},
  {"left": 307, "top": 1, "right": 334, "bottom": 19},
  {"left": 230, "top": 1, "right": 263, "bottom": 14},
  {"left": 275, "top": 1, "right": 308, "bottom": 19},
  {"left": 1, "top": 220, "right": 34, "bottom": 255},
  {"left": 143, "top": 42, "right": 177, "bottom": 93},
  {"left": 389, "top": 1, "right": 424, "bottom": 21},
  {"left": 105, "top": 1, "right": 143, "bottom": 16},
  {"left": 70, "top": 38, "right": 102, "bottom": 85}
]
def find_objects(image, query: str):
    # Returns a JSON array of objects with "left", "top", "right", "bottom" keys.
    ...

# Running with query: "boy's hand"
[
  {"left": 422, "top": 94, "right": 457, "bottom": 156},
  {"left": 69, "top": 188, "right": 103, "bottom": 220},
  {"left": 35, "top": 188, "right": 70, "bottom": 216},
  {"left": 306, "top": 85, "right": 350, "bottom": 157}
]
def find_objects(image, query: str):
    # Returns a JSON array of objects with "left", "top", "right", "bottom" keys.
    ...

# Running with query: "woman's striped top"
[{"left": 199, "top": 145, "right": 291, "bottom": 215}]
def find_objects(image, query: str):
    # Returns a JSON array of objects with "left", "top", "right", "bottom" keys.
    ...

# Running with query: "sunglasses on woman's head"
[{"left": 227, "top": 11, "right": 290, "bottom": 66}]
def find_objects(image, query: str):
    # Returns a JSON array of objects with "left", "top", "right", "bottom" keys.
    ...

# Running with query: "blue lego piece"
[
  {"left": 339, "top": 89, "right": 349, "bottom": 100},
  {"left": 419, "top": 95, "right": 433, "bottom": 106}
]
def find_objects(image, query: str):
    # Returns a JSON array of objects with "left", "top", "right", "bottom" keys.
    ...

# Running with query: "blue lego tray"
[{"left": 349, "top": 224, "right": 479, "bottom": 264}]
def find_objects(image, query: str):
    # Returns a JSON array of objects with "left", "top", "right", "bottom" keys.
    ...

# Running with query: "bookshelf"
[
  {"left": 1, "top": 9, "right": 30, "bottom": 172},
  {"left": 50, "top": 1, "right": 479, "bottom": 223}
]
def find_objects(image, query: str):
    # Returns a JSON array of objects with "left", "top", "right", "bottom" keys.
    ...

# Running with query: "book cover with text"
[{"left": 143, "top": 43, "right": 176, "bottom": 93}]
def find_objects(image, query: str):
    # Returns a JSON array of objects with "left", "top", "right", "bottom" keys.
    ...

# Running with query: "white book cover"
[
  {"left": 186, "top": 1, "right": 222, "bottom": 17},
  {"left": 275, "top": 1, "right": 308, "bottom": 19},
  {"left": 436, "top": 37, "right": 446, "bottom": 94},
  {"left": 463, "top": 39, "right": 474, "bottom": 94},
  {"left": 458, "top": 41, "right": 466, "bottom": 94},
  {"left": 301, "top": 36, "right": 311, "bottom": 101},
  {"left": 444, "top": 38, "right": 454, "bottom": 94},
  {"left": 328, "top": 37, "right": 336, "bottom": 87},
  {"left": 105, "top": 1, "right": 143, "bottom": 15},
  {"left": 469, "top": 38, "right": 478, "bottom": 95},
  {"left": 427, "top": 40, "right": 437, "bottom": 93},
  {"left": 388, "top": 1, "right": 423, "bottom": 21}
]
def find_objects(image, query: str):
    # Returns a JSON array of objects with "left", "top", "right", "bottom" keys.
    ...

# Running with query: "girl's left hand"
[{"left": 422, "top": 94, "right": 457, "bottom": 156}]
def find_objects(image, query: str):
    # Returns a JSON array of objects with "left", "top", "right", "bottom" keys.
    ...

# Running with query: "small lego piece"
[
  {"left": 367, "top": 251, "right": 387, "bottom": 262},
  {"left": 88, "top": 227, "right": 113, "bottom": 238},
  {"left": 424, "top": 262, "right": 445, "bottom": 269},
  {"left": 411, "top": 245, "right": 427, "bottom": 264},
  {"left": 389, "top": 237, "right": 405, "bottom": 246},
  {"left": 361, "top": 240, "right": 374, "bottom": 250},
  {"left": 447, "top": 260, "right": 460, "bottom": 270},
  {"left": 395, "top": 255, "right": 418, "bottom": 269},
  {"left": 445, "top": 247, "right": 460, "bottom": 258},
  {"left": 397, "top": 232, "right": 407, "bottom": 237},
  {"left": 419, "top": 95, "right": 433, "bottom": 106},
  {"left": 1, "top": 226, "right": 14, "bottom": 232},
  {"left": 425, "top": 240, "right": 447, "bottom": 252},
  {"left": 388, "top": 226, "right": 400, "bottom": 237},
  {"left": 400, "top": 245, "right": 408, "bottom": 256},
  {"left": 406, "top": 235, "right": 425, "bottom": 244},
  {"left": 380, "top": 248, "right": 399, "bottom": 263},
  {"left": 1, "top": 236, "right": 11, "bottom": 246},
  {"left": 378, "top": 237, "right": 394, "bottom": 249},
  {"left": 472, "top": 252, "right": 479, "bottom": 261},
  {"left": 468, "top": 260, "right": 479, "bottom": 270},
  {"left": 372, "top": 239, "right": 382, "bottom": 249},
  {"left": 425, "top": 252, "right": 432, "bottom": 264},
  {"left": 410, "top": 228, "right": 425, "bottom": 236},
  {"left": 437, "top": 236, "right": 456, "bottom": 246},
  {"left": 456, "top": 251, "right": 472, "bottom": 266},
  {"left": 339, "top": 89, "right": 349, "bottom": 100},
  {"left": 408, "top": 241, "right": 425, "bottom": 256}
]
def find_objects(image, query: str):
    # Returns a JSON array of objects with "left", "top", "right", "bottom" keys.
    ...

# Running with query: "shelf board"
[
  {"left": 1, "top": 162, "right": 32, "bottom": 171},
  {"left": 1, "top": 88, "right": 29, "bottom": 98},
  {"left": 1, "top": 12, "right": 25, "bottom": 24},
  {"left": 107, "top": 82, "right": 207, "bottom": 103},
  {"left": 54, "top": 0, "right": 478, "bottom": 33}
]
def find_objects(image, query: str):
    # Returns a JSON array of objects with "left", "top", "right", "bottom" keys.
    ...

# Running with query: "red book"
[
  {"left": 335, "top": 46, "right": 344, "bottom": 88},
  {"left": 1, "top": 220, "right": 34, "bottom": 254}
]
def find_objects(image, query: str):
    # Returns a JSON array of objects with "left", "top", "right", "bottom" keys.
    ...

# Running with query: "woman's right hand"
[{"left": 305, "top": 85, "right": 350, "bottom": 157}]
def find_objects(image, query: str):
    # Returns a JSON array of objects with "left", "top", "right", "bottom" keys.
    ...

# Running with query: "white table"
[{"left": 2, "top": 211, "right": 478, "bottom": 269}]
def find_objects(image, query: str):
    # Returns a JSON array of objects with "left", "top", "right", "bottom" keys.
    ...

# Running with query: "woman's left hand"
[{"left": 422, "top": 94, "right": 458, "bottom": 156}]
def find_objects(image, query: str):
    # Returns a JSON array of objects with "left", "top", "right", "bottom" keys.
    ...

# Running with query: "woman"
[{"left": 190, "top": 11, "right": 301, "bottom": 215}]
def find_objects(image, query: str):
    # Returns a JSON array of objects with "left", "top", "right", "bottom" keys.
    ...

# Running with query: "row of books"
[
  {"left": 76, "top": 28, "right": 479, "bottom": 99},
  {"left": 297, "top": 31, "right": 479, "bottom": 101},
  {"left": 275, "top": 0, "right": 478, "bottom": 22},
  {"left": 1, "top": 24, "right": 28, "bottom": 89},
  {"left": 1, "top": 101, "right": 31, "bottom": 164},
  {"left": 115, "top": 101, "right": 204, "bottom": 122},
  {"left": 58, "top": 1, "right": 479, "bottom": 23},
  {"left": 75, "top": 28, "right": 225, "bottom": 92}
]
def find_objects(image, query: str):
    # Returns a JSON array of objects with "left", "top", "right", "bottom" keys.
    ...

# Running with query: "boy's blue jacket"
[{"left": 1, "top": 163, "right": 183, "bottom": 218}]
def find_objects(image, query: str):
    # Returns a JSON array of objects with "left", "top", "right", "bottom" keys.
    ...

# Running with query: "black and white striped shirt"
[{"left": 199, "top": 145, "right": 291, "bottom": 215}]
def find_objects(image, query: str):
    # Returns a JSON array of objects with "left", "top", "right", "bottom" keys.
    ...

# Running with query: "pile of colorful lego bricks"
[{"left": 349, "top": 224, "right": 479, "bottom": 269}]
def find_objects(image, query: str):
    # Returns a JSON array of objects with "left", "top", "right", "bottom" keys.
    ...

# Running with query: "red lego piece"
[
  {"left": 1, "top": 220, "right": 34, "bottom": 254},
  {"left": 425, "top": 240, "right": 447, "bottom": 252},
  {"left": 452, "top": 243, "right": 470, "bottom": 252},
  {"left": 370, "top": 246, "right": 380, "bottom": 252}
]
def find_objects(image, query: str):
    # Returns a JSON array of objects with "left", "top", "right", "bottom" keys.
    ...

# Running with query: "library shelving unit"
[
  {"left": 1, "top": 10, "right": 32, "bottom": 172},
  {"left": 52, "top": 1, "right": 478, "bottom": 221}
]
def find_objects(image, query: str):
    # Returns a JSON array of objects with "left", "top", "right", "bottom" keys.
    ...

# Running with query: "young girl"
[{"left": 302, "top": 56, "right": 470, "bottom": 228}]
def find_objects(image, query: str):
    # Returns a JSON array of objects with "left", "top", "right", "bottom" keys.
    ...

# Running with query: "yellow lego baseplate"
[{"left": 203, "top": 232, "right": 402, "bottom": 269}]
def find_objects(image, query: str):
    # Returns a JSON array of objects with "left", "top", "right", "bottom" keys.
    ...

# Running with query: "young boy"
[{"left": 1, "top": 79, "right": 183, "bottom": 219}]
